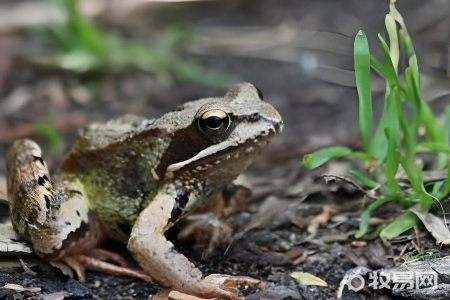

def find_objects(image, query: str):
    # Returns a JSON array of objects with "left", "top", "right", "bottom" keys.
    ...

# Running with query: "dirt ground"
[{"left": 0, "top": 0, "right": 449, "bottom": 299}]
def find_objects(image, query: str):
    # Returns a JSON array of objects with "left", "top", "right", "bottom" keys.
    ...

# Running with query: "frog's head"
[{"left": 155, "top": 82, "right": 283, "bottom": 192}]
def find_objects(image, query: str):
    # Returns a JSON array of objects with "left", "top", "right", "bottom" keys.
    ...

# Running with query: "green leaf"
[
  {"left": 370, "top": 101, "right": 389, "bottom": 161},
  {"left": 356, "top": 195, "right": 393, "bottom": 238},
  {"left": 302, "top": 146, "right": 353, "bottom": 169},
  {"left": 399, "top": 157, "right": 430, "bottom": 197},
  {"left": 385, "top": 14, "right": 399, "bottom": 74},
  {"left": 378, "top": 34, "right": 399, "bottom": 85},
  {"left": 389, "top": 3, "right": 415, "bottom": 56},
  {"left": 443, "top": 106, "right": 450, "bottom": 141},
  {"left": 383, "top": 87, "right": 401, "bottom": 190},
  {"left": 416, "top": 143, "right": 450, "bottom": 154},
  {"left": 66, "top": 0, "right": 106, "bottom": 57},
  {"left": 33, "top": 111, "right": 63, "bottom": 153},
  {"left": 354, "top": 31, "right": 373, "bottom": 151},
  {"left": 380, "top": 211, "right": 419, "bottom": 239},
  {"left": 440, "top": 166, "right": 450, "bottom": 200},
  {"left": 369, "top": 55, "right": 388, "bottom": 77},
  {"left": 349, "top": 169, "right": 379, "bottom": 189}
]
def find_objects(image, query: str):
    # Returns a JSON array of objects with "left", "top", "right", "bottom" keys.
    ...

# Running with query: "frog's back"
[
  {"left": 60, "top": 115, "right": 172, "bottom": 241},
  {"left": 59, "top": 84, "right": 282, "bottom": 241},
  {"left": 59, "top": 99, "right": 214, "bottom": 241}
]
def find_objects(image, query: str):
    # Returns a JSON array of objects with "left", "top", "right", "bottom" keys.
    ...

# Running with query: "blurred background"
[
  {"left": 0, "top": 0, "right": 448, "bottom": 169},
  {"left": 0, "top": 1, "right": 448, "bottom": 298}
]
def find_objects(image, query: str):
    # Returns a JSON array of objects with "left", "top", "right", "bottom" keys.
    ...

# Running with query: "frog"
[{"left": 6, "top": 82, "right": 283, "bottom": 299}]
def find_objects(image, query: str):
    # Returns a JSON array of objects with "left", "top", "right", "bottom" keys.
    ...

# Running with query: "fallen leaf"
[
  {"left": 1, "top": 283, "right": 41, "bottom": 293},
  {"left": 41, "top": 292, "right": 70, "bottom": 300},
  {"left": 0, "top": 222, "right": 33, "bottom": 255},
  {"left": 290, "top": 272, "right": 328, "bottom": 286},
  {"left": 307, "top": 205, "right": 334, "bottom": 234},
  {"left": 410, "top": 206, "right": 450, "bottom": 245},
  {"left": 19, "top": 258, "right": 37, "bottom": 276},
  {"left": 351, "top": 241, "right": 367, "bottom": 248}
]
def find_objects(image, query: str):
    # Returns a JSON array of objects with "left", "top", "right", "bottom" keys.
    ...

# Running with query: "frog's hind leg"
[{"left": 6, "top": 139, "right": 152, "bottom": 283}]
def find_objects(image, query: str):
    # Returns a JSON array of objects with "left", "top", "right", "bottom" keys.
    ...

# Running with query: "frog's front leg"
[
  {"left": 6, "top": 139, "right": 151, "bottom": 283},
  {"left": 128, "top": 187, "right": 260, "bottom": 300}
]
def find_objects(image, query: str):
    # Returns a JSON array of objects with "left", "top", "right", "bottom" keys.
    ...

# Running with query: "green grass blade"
[
  {"left": 380, "top": 211, "right": 419, "bottom": 239},
  {"left": 370, "top": 98, "right": 389, "bottom": 161},
  {"left": 369, "top": 55, "right": 387, "bottom": 77},
  {"left": 34, "top": 113, "right": 62, "bottom": 153},
  {"left": 383, "top": 87, "right": 401, "bottom": 190},
  {"left": 356, "top": 195, "right": 392, "bottom": 238},
  {"left": 385, "top": 14, "right": 399, "bottom": 74},
  {"left": 398, "top": 28, "right": 414, "bottom": 56},
  {"left": 354, "top": 31, "right": 373, "bottom": 151},
  {"left": 443, "top": 106, "right": 450, "bottom": 141},
  {"left": 389, "top": 3, "right": 415, "bottom": 56},
  {"left": 349, "top": 169, "right": 379, "bottom": 188},
  {"left": 302, "top": 146, "right": 353, "bottom": 169},
  {"left": 378, "top": 34, "right": 399, "bottom": 85},
  {"left": 399, "top": 157, "right": 429, "bottom": 197},
  {"left": 369, "top": 35, "right": 401, "bottom": 162},
  {"left": 384, "top": 127, "right": 401, "bottom": 190},
  {"left": 66, "top": 0, "right": 107, "bottom": 57},
  {"left": 416, "top": 143, "right": 450, "bottom": 154},
  {"left": 440, "top": 166, "right": 450, "bottom": 200}
]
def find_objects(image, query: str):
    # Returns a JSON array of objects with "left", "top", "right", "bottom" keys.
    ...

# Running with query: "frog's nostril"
[
  {"left": 249, "top": 113, "right": 259, "bottom": 122},
  {"left": 275, "top": 120, "right": 284, "bottom": 134}
]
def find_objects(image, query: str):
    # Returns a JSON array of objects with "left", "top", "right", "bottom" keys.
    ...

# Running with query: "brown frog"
[{"left": 6, "top": 82, "right": 283, "bottom": 299}]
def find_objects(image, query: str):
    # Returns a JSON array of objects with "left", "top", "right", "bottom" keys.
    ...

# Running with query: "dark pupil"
[{"left": 205, "top": 116, "right": 224, "bottom": 129}]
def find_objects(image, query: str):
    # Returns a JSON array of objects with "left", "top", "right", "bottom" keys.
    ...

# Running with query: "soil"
[{"left": 0, "top": 1, "right": 449, "bottom": 299}]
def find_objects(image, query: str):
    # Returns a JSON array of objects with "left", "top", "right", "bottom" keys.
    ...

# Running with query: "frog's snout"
[
  {"left": 260, "top": 103, "right": 283, "bottom": 136},
  {"left": 274, "top": 119, "right": 284, "bottom": 135}
]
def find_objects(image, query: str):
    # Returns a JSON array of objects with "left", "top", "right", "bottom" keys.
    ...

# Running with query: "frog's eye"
[{"left": 198, "top": 109, "right": 231, "bottom": 136}]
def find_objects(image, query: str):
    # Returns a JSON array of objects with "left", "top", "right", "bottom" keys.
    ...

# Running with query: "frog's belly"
[{"left": 88, "top": 193, "right": 151, "bottom": 243}]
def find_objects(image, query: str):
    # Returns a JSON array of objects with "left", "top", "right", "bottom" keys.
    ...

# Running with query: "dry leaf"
[
  {"left": 351, "top": 241, "right": 367, "bottom": 248},
  {"left": 41, "top": 292, "right": 70, "bottom": 300},
  {"left": 410, "top": 206, "right": 450, "bottom": 245},
  {"left": 307, "top": 205, "right": 334, "bottom": 234},
  {"left": 290, "top": 272, "right": 328, "bottom": 286},
  {"left": 1, "top": 283, "right": 41, "bottom": 293},
  {"left": 19, "top": 258, "right": 37, "bottom": 276},
  {"left": 0, "top": 222, "right": 33, "bottom": 255}
]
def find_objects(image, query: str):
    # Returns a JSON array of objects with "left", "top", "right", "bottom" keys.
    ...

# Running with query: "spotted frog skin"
[{"left": 6, "top": 83, "right": 283, "bottom": 299}]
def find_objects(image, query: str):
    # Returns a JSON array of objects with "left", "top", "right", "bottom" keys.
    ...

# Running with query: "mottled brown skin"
[
  {"left": 7, "top": 139, "right": 152, "bottom": 283},
  {"left": 6, "top": 83, "right": 283, "bottom": 299}
]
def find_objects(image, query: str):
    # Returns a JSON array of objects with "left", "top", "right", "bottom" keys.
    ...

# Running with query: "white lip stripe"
[{"left": 166, "top": 140, "right": 238, "bottom": 173}]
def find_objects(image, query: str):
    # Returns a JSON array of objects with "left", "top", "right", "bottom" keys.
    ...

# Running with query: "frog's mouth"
[{"left": 165, "top": 118, "right": 282, "bottom": 178}]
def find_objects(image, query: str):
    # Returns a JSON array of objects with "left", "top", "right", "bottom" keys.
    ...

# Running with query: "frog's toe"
[
  {"left": 62, "top": 255, "right": 88, "bottom": 282},
  {"left": 60, "top": 254, "right": 153, "bottom": 283},
  {"left": 166, "top": 289, "right": 241, "bottom": 300},
  {"left": 88, "top": 248, "right": 128, "bottom": 267},
  {"left": 180, "top": 274, "right": 263, "bottom": 300},
  {"left": 203, "top": 274, "right": 261, "bottom": 289}
]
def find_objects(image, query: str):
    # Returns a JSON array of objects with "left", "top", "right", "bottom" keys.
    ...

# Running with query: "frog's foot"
[
  {"left": 163, "top": 275, "right": 263, "bottom": 300},
  {"left": 197, "top": 274, "right": 263, "bottom": 299},
  {"left": 178, "top": 185, "right": 251, "bottom": 259},
  {"left": 129, "top": 192, "right": 263, "bottom": 299},
  {"left": 60, "top": 249, "right": 153, "bottom": 283}
]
